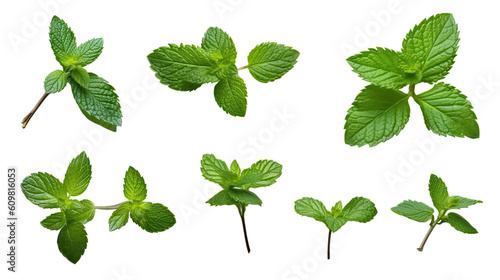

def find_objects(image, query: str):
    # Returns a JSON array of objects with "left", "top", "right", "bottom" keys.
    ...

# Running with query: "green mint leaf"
[
  {"left": 201, "top": 27, "right": 237, "bottom": 62},
  {"left": 41, "top": 212, "right": 66, "bottom": 231},
  {"left": 201, "top": 27, "right": 238, "bottom": 79},
  {"left": 230, "top": 160, "right": 241, "bottom": 177},
  {"left": 214, "top": 74, "right": 248, "bottom": 117},
  {"left": 397, "top": 53, "right": 423, "bottom": 84},
  {"left": 391, "top": 200, "right": 434, "bottom": 222},
  {"left": 108, "top": 202, "right": 131, "bottom": 231},
  {"left": 206, "top": 190, "right": 237, "bottom": 206},
  {"left": 395, "top": 173, "right": 480, "bottom": 251},
  {"left": 428, "top": 174, "right": 450, "bottom": 211},
  {"left": 130, "top": 202, "right": 151, "bottom": 228},
  {"left": 447, "top": 196, "right": 482, "bottom": 210},
  {"left": 70, "top": 66, "right": 90, "bottom": 88},
  {"left": 332, "top": 201, "right": 343, "bottom": 218},
  {"left": 49, "top": 16, "right": 77, "bottom": 67},
  {"left": 21, "top": 172, "right": 66, "bottom": 209},
  {"left": 344, "top": 85, "right": 410, "bottom": 147},
  {"left": 63, "top": 151, "right": 92, "bottom": 197},
  {"left": 296, "top": 197, "right": 376, "bottom": 258},
  {"left": 294, "top": 197, "right": 328, "bottom": 222},
  {"left": 142, "top": 203, "right": 176, "bottom": 233},
  {"left": 147, "top": 44, "right": 219, "bottom": 91},
  {"left": 130, "top": 202, "right": 176, "bottom": 233},
  {"left": 402, "top": 13, "right": 459, "bottom": 83},
  {"left": 346, "top": 47, "right": 407, "bottom": 89},
  {"left": 64, "top": 199, "right": 95, "bottom": 224},
  {"left": 247, "top": 42, "right": 299, "bottom": 83},
  {"left": 341, "top": 197, "right": 377, "bottom": 223},
  {"left": 123, "top": 167, "right": 148, "bottom": 202},
  {"left": 238, "top": 159, "right": 283, "bottom": 189},
  {"left": 324, "top": 214, "right": 347, "bottom": 233},
  {"left": 57, "top": 222, "right": 88, "bottom": 264},
  {"left": 200, "top": 154, "right": 238, "bottom": 188},
  {"left": 344, "top": 14, "right": 478, "bottom": 147},
  {"left": 69, "top": 72, "right": 122, "bottom": 131},
  {"left": 76, "top": 38, "right": 103, "bottom": 66},
  {"left": 228, "top": 189, "right": 262, "bottom": 206},
  {"left": 214, "top": 64, "right": 238, "bottom": 80},
  {"left": 44, "top": 70, "right": 67, "bottom": 94},
  {"left": 446, "top": 212, "right": 478, "bottom": 234},
  {"left": 414, "top": 82, "right": 479, "bottom": 139}
]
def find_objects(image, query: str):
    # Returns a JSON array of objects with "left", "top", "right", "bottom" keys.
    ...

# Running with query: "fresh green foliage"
[
  {"left": 391, "top": 200, "right": 434, "bottom": 222},
  {"left": 22, "top": 16, "right": 122, "bottom": 131},
  {"left": 345, "top": 13, "right": 479, "bottom": 147},
  {"left": 57, "top": 222, "right": 88, "bottom": 264},
  {"left": 201, "top": 154, "right": 282, "bottom": 253},
  {"left": 391, "top": 174, "right": 482, "bottom": 251},
  {"left": 247, "top": 42, "right": 299, "bottom": 83},
  {"left": 21, "top": 152, "right": 175, "bottom": 264},
  {"left": 295, "top": 197, "right": 377, "bottom": 259},
  {"left": 148, "top": 27, "right": 299, "bottom": 117},
  {"left": 44, "top": 70, "right": 67, "bottom": 94},
  {"left": 446, "top": 213, "right": 478, "bottom": 234}
]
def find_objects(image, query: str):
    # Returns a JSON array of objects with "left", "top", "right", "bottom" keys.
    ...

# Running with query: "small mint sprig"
[
  {"left": 295, "top": 197, "right": 377, "bottom": 259},
  {"left": 20, "top": 151, "right": 175, "bottom": 264},
  {"left": 22, "top": 16, "right": 122, "bottom": 131},
  {"left": 345, "top": 13, "right": 479, "bottom": 147},
  {"left": 148, "top": 27, "right": 299, "bottom": 117},
  {"left": 200, "top": 154, "right": 282, "bottom": 253},
  {"left": 392, "top": 174, "right": 482, "bottom": 251}
]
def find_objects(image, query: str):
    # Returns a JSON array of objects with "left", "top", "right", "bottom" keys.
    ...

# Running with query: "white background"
[{"left": 1, "top": 0, "right": 498, "bottom": 279}]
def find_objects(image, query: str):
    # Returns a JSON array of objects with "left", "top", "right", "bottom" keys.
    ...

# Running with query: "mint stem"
[
  {"left": 408, "top": 84, "right": 416, "bottom": 97},
  {"left": 237, "top": 204, "right": 251, "bottom": 253},
  {"left": 327, "top": 230, "right": 332, "bottom": 259},
  {"left": 238, "top": 65, "right": 248, "bottom": 71},
  {"left": 22, "top": 93, "right": 50, "bottom": 129},
  {"left": 417, "top": 211, "right": 445, "bottom": 251},
  {"left": 94, "top": 201, "right": 127, "bottom": 210}
]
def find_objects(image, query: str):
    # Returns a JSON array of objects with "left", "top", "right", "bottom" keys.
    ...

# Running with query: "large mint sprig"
[
  {"left": 201, "top": 154, "right": 282, "bottom": 253},
  {"left": 21, "top": 151, "right": 175, "bottom": 264},
  {"left": 345, "top": 13, "right": 479, "bottom": 147},
  {"left": 392, "top": 174, "right": 481, "bottom": 251},
  {"left": 148, "top": 27, "right": 299, "bottom": 117},
  {"left": 22, "top": 16, "right": 122, "bottom": 131},
  {"left": 295, "top": 197, "right": 377, "bottom": 259}
]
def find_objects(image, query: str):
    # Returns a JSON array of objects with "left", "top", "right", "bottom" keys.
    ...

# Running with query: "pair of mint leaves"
[
  {"left": 392, "top": 174, "right": 481, "bottom": 251},
  {"left": 20, "top": 152, "right": 175, "bottom": 264},
  {"left": 22, "top": 16, "right": 122, "bottom": 131},
  {"left": 200, "top": 154, "right": 283, "bottom": 252},
  {"left": 23, "top": 17, "right": 299, "bottom": 130},
  {"left": 295, "top": 197, "right": 377, "bottom": 259},
  {"left": 148, "top": 27, "right": 300, "bottom": 117},
  {"left": 345, "top": 13, "right": 479, "bottom": 147},
  {"left": 22, "top": 154, "right": 482, "bottom": 260},
  {"left": 294, "top": 174, "right": 481, "bottom": 257}
]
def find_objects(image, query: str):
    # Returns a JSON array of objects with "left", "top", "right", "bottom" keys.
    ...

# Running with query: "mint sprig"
[
  {"left": 392, "top": 174, "right": 482, "bottom": 252},
  {"left": 22, "top": 16, "right": 122, "bottom": 131},
  {"left": 345, "top": 13, "right": 479, "bottom": 147},
  {"left": 148, "top": 27, "right": 299, "bottom": 117},
  {"left": 20, "top": 151, "right": 175, "bottom": 264},
  {"left": 295, "top": 197, "right": 377, "bottom": 259},
  {"left": 201, "top": 154, "right": 282, "bottom": 253}
]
